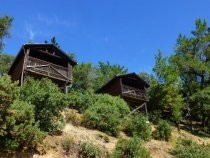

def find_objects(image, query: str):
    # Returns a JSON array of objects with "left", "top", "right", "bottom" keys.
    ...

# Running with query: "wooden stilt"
[
  {"left": 145, "top": 102, "right": 148, "bottom": 117},
  {"left": 127, "top": 102, "right": 146, "bottom": 116}
]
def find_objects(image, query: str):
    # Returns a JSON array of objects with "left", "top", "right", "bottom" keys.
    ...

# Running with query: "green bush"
[
  {"left": 123, "top": 114, "right": 151, "bottom": 140},
  {"left": 111, "top": 137, "right": 151, "bottom": 158},
  {"left": 153, "top": 120, "right": 172, "bottom": 141},
  {"left": 20, "top": 77, "right": 68, "bottom": 133},
  {"left": 148, "top": 110, "right": 162, "bottom": 125},
  {"left": 79, "top": 142, "right": 101, "bottom": 158},
  {"left": 0, "top": 76, "right": 45, "bottom": 150},
  {"left": 0, "top": 100, "right": 46, "bottom": 150},
  {"left": 66, "top": 90, "right": 96, "bottom": 113},
  {"left": 173, "top": 139, "right": 210, "bottom": 158},
  {"left": 0, "top": 75, "right": 19, "bottom": 113},
  {"left": 83, "top": 94, "right": 130, "bottom": 136}
]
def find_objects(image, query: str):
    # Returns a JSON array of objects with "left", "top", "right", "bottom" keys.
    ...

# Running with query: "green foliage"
[
  {"left": 71, "top": 61, "right": 128, "bottom": 92},
  {"left": 0, "top": 16, "right": 13, "bottom": 51},
  {"left": 0, "top": 53, "right": 14, "bottom": 74},
  {"left": 66, "top": 90, "right": 96, "bottom": 113},
  {"left": 138, "top": 72, "right": 151, "bottom": 84},
  {"left": 148, "top": 110, "right": 162, "bottom": 125},
  {"left": 94, "top": 61, "right": 128, "bottom": 90},
  {"left": 0, "top": 75, "right": 19, "bottom": 112},
  {"left": 111, "top": 137, "right": 151, "bottom": 158},
  {"left": 0, "top": 75, "right": 46, "bottom": 150},
  {"left": 150, "top": 51, "right": 184, "bottom": 125},
  {"left": 153, "top": 120, "right": 172, "bottom": 141},
  {"left": 72, "top": 63, "right": 96, "bottom": 91},
  {"left": 20, "top": 77, "right": 68, "bottom": 133},
  {"left": 190, "top": 87, "right": 210, "bottom": 132},
  {"left": 79, "top": 142, "right": 101, "bottom": 158},
  {"left": 170, "top": 19, "right": 210, "bottom": 127},
  {"left": 123, "top": 114, "right": 151, "bottom": 140},
  {"left": 173, "top": 139, "right": 210, "bottom": 158},
  {"left": 83, "top": 94, "right": 130, "bottom": 136},
  {"left": 0, "top": 100, "right": 45, "bottom": 150}
]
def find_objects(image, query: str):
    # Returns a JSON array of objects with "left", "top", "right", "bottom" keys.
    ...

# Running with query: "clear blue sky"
[{"left": 1, "top": 0, "right": 210, "bottom": 73}]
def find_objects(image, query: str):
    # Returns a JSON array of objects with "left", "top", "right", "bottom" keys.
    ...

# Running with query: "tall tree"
[
  {"left": 94, "top": 61, "right": 128, "bottom": 90},
  {"left": 150, "top": 51, "right": 184, "bottom": 130},
  {"left": 170, "top": 19, "right": 210, "bottom": 128},
  {"left": 0, "top": 16, "right": 13, "bottom": 52},
  {"left": 72, "top": 63, "right": 95, "bottom": 91}
]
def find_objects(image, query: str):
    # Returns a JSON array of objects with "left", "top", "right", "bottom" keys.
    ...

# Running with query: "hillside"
[{"left": 32, "top": 120, "right": 210, "bottom": 158}]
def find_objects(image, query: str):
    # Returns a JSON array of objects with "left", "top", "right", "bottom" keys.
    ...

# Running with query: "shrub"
[
  {"left": 79, "top": 142, "right": 101, "bottom": 158},
  {"left": 111, "top": 137, "right": 151, "bottom": 158},
  {"left": 20, "top": 77, "right": 68, "bottom": 133},
  {"left": 123, "top": 114, "right": 151, "bottom": 140},
  {"left": 66, "top": 90, "right": 96, "bottom": 113},
  {"left": 153, "top": 120, "right": 172, "bottom": 141},
  {"left": 173, "top": 139, "right": 210, "bottom": 158},
  {"left": 61, "top": 135, "right": 75, "bottom": 154},
  {"left": 0, "top": 100, "right": 46, "bottom": 150},
  {"left": 148, "top": 110, "right": 162, "bottom": 125},
  {"left": 83, "top": 94, "right": 130, "bottom": 136},
  {"left": 0, "top": 75, "right": 19, "bottom": 113},
  {"left": 65, "top": 109, "right": 83, "bottom": 126}
]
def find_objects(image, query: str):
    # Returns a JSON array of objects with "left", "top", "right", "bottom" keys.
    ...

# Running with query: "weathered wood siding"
[
  {"left": 99, "top": 78, "right": 122, "bottom": 96},
  {"left": 10, "top": 53, "right": 25, "bottom": 82}
]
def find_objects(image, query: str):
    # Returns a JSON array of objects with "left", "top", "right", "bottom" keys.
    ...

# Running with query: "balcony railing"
[
  {"left": 122, "top": 85, "right": 149, "bottom": 101},
  {"left": 26, "top": 57, "right": 72, "bottom": 82}
]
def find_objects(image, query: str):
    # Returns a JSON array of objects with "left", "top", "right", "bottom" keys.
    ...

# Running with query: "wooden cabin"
[
  {"left": 97, "top": 73, "right": 149, "bottom": 112},
  {"left": 8, "top": 43, "right": 77, "bottom": 92}
]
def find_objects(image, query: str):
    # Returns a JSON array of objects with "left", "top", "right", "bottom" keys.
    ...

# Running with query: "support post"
[
  {"left": 144, "top": 102, "right": 148, "bottom": 117},
  {"left": 20, "top": 48, "right": 30, "bottom": 86},
  {"left": 127, "top": 102, "right": 146, "bottom": 116}
]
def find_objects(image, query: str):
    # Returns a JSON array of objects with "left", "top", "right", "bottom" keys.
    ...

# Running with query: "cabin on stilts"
[
  {"left": 8, "top": 43, "right": 77, "bottom": 92},
  {"left": 96, "top": 73, "right": 149, "bottom": 115}
]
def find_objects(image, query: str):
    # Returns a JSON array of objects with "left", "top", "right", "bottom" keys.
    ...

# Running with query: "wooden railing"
[
  {"left": 26, "top": 57, "right": 72, "bottom": 81},
  {"left": 122, "top": 85, "right": 149, "bottom": 101}
]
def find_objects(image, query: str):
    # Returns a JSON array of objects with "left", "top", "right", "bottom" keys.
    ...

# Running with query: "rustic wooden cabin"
[
  {"left": 8, "top": 43, "right": 77, "bottom": 92},
  {"left": 97, "top": 73, "right": 149, "bottom": 113}
]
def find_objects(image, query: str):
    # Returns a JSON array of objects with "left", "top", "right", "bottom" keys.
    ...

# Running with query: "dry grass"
[
  {"left": 32, "top": 113, "right": 210, "bottom": 158},
  {"left": 64, "top": 109, "right": 83, "bottom": 126}
]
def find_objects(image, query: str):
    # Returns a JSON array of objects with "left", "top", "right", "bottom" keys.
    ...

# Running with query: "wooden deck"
[
  {"left": 122, "top": 85, "right": 149, "bottom": 101},
  {"left": 26, "top": 57, "right": 72, "bottom": 82}
]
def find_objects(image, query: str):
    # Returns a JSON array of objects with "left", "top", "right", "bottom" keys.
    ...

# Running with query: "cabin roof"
[
  {"left": 96, "top": 72, "right": 150, "bottom": 93},
  {"left": 8, "top": 43, "right": 77, "bottom": 74}
]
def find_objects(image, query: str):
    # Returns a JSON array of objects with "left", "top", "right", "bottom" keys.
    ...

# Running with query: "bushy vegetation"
[
  {"left": 83, "top": 94, "right": 130, "bottom": 136},
  {"left": 123, "top": 114, "right": 151, "bottom": 140},
  {"left": 79, "top": 142, "right": 101, "bottom": 158},
  {"left": 65, "top": 109, "right": 83, "bottom": 126},
  {"left": 20, "top": 77, "right": 68, "bottom": 133},
  {"left": 149, "top": 19, "right": 210, "bottom": 132},
  {"left": 0, "top": 75, "right": 45, "bottom": 150},
  {"left": 153, "top": 120, "right": 172, "bottom": 141},
  {"left": 66, "top": 90, "right": 96, "bottom": 113},
  {"left": 0, "top": 16, "right": 210, "bottom": 154},
  {"left": 148, "top": 110, "right": 162, "bottom": 125},
  {"left": 173, "top": 139, "right": 210, "bottom": 158},
  {"left": 111, "top": 137, "right": 151, "bottom": 158}
]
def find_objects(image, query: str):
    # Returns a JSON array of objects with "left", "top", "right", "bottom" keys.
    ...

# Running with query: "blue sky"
[{"left": 1, "top": 0, "right": 210, "bottom": 73}]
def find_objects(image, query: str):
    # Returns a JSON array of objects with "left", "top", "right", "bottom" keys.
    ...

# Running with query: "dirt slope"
[{"left": 32, "top": 123, "right": 210, "bottom": 158}]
